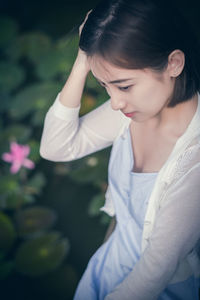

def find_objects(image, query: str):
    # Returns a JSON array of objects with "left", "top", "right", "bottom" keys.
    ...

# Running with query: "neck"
[{"left": 149, "top": 93, "right": 198, "bottom": 137}]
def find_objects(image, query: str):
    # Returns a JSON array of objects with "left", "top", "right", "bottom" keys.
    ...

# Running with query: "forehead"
[{"left": 88, "top": 55, "right": 162, "bottom": 82}]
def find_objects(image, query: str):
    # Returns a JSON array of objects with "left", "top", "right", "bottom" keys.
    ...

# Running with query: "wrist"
[{"left": 72, "top": 50, "right": 90, "bottom": 75}]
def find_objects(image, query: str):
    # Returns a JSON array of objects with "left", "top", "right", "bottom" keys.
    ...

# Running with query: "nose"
[{"left": 110, "top": 93, "right": 126, "bottom": 111}]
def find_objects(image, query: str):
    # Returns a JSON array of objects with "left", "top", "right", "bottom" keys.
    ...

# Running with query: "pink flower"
[{"left": 2, "top": 142, "right": 35, "bottom": 174}]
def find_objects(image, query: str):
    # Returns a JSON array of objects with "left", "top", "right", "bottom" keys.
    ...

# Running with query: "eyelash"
[
  {"left": 118, "top": 86, "right": 132, "bottom": 91},
  {"left": 98, "top": 82, "right": 132, "bottom": 92}
]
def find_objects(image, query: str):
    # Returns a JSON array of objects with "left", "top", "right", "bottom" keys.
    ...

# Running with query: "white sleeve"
[
  {"left": 105, "top": 163, "right": 200, "bottom": 300},
  {"left": 40, "top": 92, "right": 128, "bottom": 161}
]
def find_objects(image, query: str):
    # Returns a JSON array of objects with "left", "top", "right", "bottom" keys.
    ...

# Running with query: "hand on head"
[{"left": 79, "top": 10, "right": 92, "bottom": 37}]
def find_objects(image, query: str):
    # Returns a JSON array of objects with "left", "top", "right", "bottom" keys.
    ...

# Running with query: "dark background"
[
  {"left": 1, "top": 0, "right": 200, "bottom": 37},
  {"left": 0, "top": 0, "right": 100, "bottom": 38}
]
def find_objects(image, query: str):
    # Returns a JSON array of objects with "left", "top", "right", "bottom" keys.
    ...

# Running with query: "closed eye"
[
  {"left": 97, "top": 80, "right": 133, "bottom": 92},
  {"left": 118, "top": 85, "right": 132, "bottom": 91}
]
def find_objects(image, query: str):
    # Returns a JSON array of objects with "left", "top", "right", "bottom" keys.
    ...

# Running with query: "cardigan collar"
[
  {"left": 167, "top": 92, "right": 200, "bottom": 160},
  {"left": 155, "top": 92, "right": 200, "bottom": 184}
]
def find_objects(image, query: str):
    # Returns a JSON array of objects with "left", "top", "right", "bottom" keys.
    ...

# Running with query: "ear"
[{"left": 167, "top": 49, "right": 185, "bottom": 77}]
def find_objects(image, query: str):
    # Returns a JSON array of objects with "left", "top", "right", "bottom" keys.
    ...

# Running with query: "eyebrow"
[{"left": 97, "top": 78, "right": 133, "bottom": 84}]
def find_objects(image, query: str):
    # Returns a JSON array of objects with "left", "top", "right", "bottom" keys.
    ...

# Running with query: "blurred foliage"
[
  {"left": 0, "top": 15, "right": 110, "bottom": 284},
  {"left": 15, "top": 232, "right": 69, "bottom": 276},
  {"left": 14, "top": 206, "right": 57, "bottom": 238}
]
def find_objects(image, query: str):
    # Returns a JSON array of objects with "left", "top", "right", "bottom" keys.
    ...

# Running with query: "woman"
[{"left": 40, "top": 0, "right": 200, "bottom": 299}]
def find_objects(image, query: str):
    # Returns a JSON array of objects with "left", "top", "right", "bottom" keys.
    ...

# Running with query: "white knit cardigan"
[{"left": 40, "top": 92, "right": 200, "bottom": 299}]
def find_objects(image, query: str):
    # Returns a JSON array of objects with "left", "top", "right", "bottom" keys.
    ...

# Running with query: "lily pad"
[
  {"left": 35, "top": 34, "right": 80, "bottom": 80},
  {"left": 15, "top": 206, "right": 57, "bottom": 237},
  {"left": 9, "top": 81, "right": 61, "bottom": 120},
  {"left": 36, "top": 47, "right": 72, "bottom": 80},
  {"left": 0, "top": 194, "right": 35, "bottom": 210},
  {"left": 15, "top": 232, "right": 69, "bottom": 276},
  {"left": 56, "top": 33, "right": 79, "bottom": 64}
]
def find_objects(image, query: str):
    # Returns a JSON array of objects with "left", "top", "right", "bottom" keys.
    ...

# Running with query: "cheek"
[
  {"left": 145, "top": 79, "right": 170, "bottom": 99},
  {"left": 133, "top": 81, "right": 157, "bottom": 101},
  {"left": 135, "top": 82, "right": 168, "bottom": 110}
]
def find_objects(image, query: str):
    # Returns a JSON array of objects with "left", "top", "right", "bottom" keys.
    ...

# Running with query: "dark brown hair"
[{"left": 79, "top": 0, "right": 200, "bottom": 107}]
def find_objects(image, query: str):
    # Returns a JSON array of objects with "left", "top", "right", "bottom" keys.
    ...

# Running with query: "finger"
[{"left": 79, "top": 9, "right": 92, "bottom": 36}]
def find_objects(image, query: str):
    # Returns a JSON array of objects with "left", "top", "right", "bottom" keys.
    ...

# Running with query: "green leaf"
[
  {"left": 0, "top": 212, "right": 16, "bottom": 252},
  {"left": 0, "top": 62, "right": 25, "bottom": 93},
  {"left": 7, "top": 32, "right": 52, "bottom": 62},
  {"left": 9, "top": 82, "right": 61, "bottom": 120},
  {"left": 36, "top": 47, "right": 71, "bottom": 80},
  {"left": 35, "top": 33, "right": 80, "bottom": 81},
  {"left": 56, "top": 33, "right": 79, "bottom": 65},
  {"left": 15, "top": 232, "right": 69, "bottom": 276},
  {"left": 15, "top": 206, "right": 57, "bottom": 237},
  {"left": 35, "top": 34, "right": 79, "bottom": 80}
]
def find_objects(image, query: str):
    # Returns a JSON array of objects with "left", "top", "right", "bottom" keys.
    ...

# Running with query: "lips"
[{"left": 123, "top": 111, "right": 137, "bottom": 118}]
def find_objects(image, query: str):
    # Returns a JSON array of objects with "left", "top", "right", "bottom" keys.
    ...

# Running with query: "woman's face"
[{"left": 89, "top": 56, "right": 176, "bottom": 123}]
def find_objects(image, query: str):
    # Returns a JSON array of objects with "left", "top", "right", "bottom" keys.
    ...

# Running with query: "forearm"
[
  {"left": 59, "top": 50, "right": 90, "bottom": 108},
  {"left": 40, "top": 51, "right": 92, "bottom": 161},
  {"left": 39, "top": 95, "right": 81, "bottom": 161}
]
